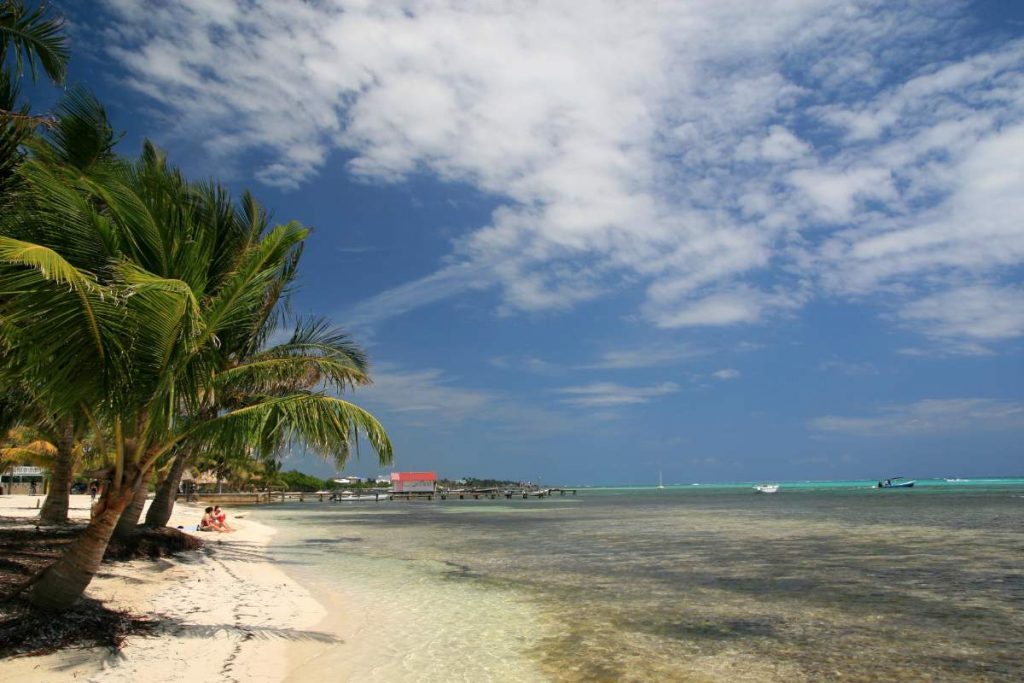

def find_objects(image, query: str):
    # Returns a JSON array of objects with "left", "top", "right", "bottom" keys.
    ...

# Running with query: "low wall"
[{"left": 179, "top": 492, "right": 268, "bottom": 505}]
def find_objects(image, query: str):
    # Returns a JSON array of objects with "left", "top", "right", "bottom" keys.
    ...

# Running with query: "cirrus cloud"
[
  {"left": 95, "top": 0, "right": 1024, "bottom": 351},
  {"left": 809, "top": 398, "right": 1024, "bottom": 436}
]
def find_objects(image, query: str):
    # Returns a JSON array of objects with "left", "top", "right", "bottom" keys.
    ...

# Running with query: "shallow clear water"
[{"left": 258, "top": 479, "right": 1024, "bottom": 682}]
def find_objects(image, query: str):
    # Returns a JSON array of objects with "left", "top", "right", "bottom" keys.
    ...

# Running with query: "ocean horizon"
[{"left": 573, "top": 476, "right": 1024, "bottom": 490}]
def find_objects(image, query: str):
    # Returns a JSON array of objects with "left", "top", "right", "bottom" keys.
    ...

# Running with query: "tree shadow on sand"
[{"left": 146, "top": 614, "right": 342, "bottom": 645}]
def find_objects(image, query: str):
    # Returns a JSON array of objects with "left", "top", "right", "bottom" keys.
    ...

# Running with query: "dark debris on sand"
[
  {"left": 0, "top": 596, "right": 159, "bottom": 657},
  {"left": 0, "top": 523, "right": 203, "bottom": 657}
]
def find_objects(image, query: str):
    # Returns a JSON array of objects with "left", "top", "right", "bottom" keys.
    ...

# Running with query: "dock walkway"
[{"left": 183, "top": 488, "right": 577, "bottom": 505}]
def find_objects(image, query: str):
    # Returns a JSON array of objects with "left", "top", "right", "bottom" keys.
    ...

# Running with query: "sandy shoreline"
[{"left": 0, "top": 495, "right": 334, "bottom": 683}]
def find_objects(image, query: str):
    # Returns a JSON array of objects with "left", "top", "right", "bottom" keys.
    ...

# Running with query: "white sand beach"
[{"left": 0, "top": 495, "right": 335, "bottom": 683}]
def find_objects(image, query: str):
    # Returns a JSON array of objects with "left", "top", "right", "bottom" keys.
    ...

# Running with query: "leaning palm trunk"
[
  {"left": 144, "top": 449, "right": 191, "bottom": 528},
  {"left": 38, "top": 422, "right": 74, "bottom": 525},
  {"left": 112, "top": 471, "right": 151, "bottom": 538},
  {"left": 28, "top": 480, "right": 135, "bottom": 610}
]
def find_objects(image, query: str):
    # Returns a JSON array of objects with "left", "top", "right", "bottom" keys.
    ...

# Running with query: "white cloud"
[
  {"left": 346, "top": 262, "right": 489, "bottom": 330},
  {"left": 758, "top": 125, "right": 813, "bottom": 162},
  {"left": 809, "top": 398, "right": 1024, "bottom": 436},
  {"left": 584, "top": 344, "right": 705, "bottom": 369},
  {"left": 648, "top": 290, "right": 764, "bottom": 328},
  {"left": 357, "top": 364, "right": 581, "bottom": 438},
  {"left": 556, "top": 381, "right": 679, "bottom": 408},
  {"left": 899, "top": 285, "right": 1024, "bottom": 344},
  {"left": 359, "top": 367, "right": 493, "bottom": 422},
  {"left": 711, "top": 368, "right": 740, "bottom": 380},
  {"left": 96, "top": 1, "right": 1024, "bottom": 346},
  {"left": 489, "top": 355, "right": 562, "bottom": 375},
  {"left": 788, "top": 166, "right": 896, "bottom": 223}
]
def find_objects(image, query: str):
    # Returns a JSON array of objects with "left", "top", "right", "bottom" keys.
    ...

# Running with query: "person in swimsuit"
[
  {"left": 212, "top": 505, "right": 234, "bottom": 531},
  {"left": 199, "top": 507, "right": 225, "bottom": 532}
]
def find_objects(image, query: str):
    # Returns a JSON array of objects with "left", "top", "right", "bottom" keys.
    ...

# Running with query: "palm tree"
[
  {"left": 1, "top": 131, "right": 392, "bottom": 611},
  {"left": 143, "top": 317, "right": 373, "bottom": 528},
  {"left": 0, "top": 88, "right": 117, "bottom": 525},
  {"left": 0, "top": 409, "right": 87, "bottom": 523}
]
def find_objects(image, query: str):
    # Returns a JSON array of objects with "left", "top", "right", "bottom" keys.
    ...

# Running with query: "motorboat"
[
  {"left": 876, "top": 477, "right": 915, "bottom": 489},
  {"left": 754, "top": 483, "right": 779, "bottom": 493}
]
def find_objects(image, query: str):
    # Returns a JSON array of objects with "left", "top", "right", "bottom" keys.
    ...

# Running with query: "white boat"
[
  {"left": 754, "top": 483, "right": 779, "bottom": 494},
  {"left": 875, "top": 477, "right": 915, "bottom": 489},
  {"left": 657, "top": 471, "right": 665, "bottom": 490}
]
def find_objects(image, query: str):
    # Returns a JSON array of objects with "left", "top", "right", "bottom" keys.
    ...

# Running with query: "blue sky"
[{"left": 31, "top": 1, "right": 1024, "bottom": 484}]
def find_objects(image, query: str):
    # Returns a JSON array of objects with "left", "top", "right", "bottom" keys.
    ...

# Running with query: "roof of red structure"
[{"left": 390, "top": 471, "right": 438, "bottom": 481}]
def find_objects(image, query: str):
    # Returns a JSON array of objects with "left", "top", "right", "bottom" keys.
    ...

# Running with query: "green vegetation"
[
  {"left": 0, "top": 1, "right": 392, "bottom": 610},
  {"left": 279, "top": 470, "right": 334, "bottom": 492}
]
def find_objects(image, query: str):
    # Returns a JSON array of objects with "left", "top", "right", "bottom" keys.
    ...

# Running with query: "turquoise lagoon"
[{"left": 256, "top": 477, "right": 1024, "bottom": 681}]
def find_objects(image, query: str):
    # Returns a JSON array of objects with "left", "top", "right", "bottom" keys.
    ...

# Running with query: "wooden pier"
[
  {"left": 184, "top": 488, "right": 577, "bottom": 505},
  {"left": 392, "top": 488, "right": 578, "bottom": 501}
]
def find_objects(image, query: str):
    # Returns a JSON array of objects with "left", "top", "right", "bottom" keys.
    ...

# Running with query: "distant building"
[
  {"left": 374, "top": 475, "right": 391, "bottom": 484},
  {"left": 1, "top": 466, "right": 46, "bottom": 495},
  {"left": 333, "top": 476, "right": 363, "bottom": 485},
  {"left": 390, "top": 471, "right": 437, "bottom": 493},
  {"left": 10, "top": 466, "right": 44, "bottom": 478}
]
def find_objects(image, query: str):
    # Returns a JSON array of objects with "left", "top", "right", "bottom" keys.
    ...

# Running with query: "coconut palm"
[
  {"left": 1, "top": 131, "right": 391, "bottom": 611},
  {"left": 0, "top": 404, "right": 88, "bottom": 523},
  {"left": 0, "top": 87, "right": 119, "bottom": 525},
  {"left": 143, "top": 317, "right": 372, "bottom": 528}
]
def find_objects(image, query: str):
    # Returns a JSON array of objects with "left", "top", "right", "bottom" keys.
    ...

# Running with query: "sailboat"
[{"left": 657, "top": 471, "right": 665, "bottom": 489}]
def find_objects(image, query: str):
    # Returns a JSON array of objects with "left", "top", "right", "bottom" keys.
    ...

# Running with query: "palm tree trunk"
[
  {"left": 113, "top": 474, "right": 150, "bottom": 539},
  {"left": 144, "top": 450, "right": 191, "bottom": 528},
  {"left": 28, "top": 487, "right": 133, "bottom": 610},
  {"left": 38, "top": 421, "right": 75, "bottom": 525}
]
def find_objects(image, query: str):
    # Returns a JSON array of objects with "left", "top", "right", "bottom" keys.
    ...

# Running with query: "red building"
[{"left": 390, "top": 472, "right": 437, "bottom": 493}]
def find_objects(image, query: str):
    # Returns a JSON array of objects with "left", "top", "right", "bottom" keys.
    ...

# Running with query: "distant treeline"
[{"left": 280, "top": 473, "right": 533, "bottom": 492}]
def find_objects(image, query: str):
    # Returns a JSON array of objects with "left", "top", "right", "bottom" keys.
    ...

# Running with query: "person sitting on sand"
[
  {"left": 213, "top": 505, "right": 234, "bottom": 531},
  {"left": 199, "top": 507, "right": 226, "bottom": 532}
]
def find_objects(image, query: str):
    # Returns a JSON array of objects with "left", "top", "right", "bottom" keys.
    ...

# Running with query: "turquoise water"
[
  {"left": 585, "top": 476, "right": 1024, "bottom": 491},
  {"left": 258, "top": 478, "right": 1024, "bottom": 682}
]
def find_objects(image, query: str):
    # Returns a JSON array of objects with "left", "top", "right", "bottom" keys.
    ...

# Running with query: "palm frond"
[
  {"left": 0, "top": 238, "right": 129, "bottom": 415},
  {"left": 0, "top": 68, "right": 31, "bottom": 206},
  {"left": 215, "top": 355, "right": 370, "bottom": 398},
  {"left": 179, "top": 393, "right": 393, "bottom": 471},
  {"left": 199, "top": 221, "right": 308, "bottom": 346},
  {"left": 0, "top": 0, "right": 69, "bottom": 83},
  {"left": 0, "top": 234, "right": 97, "bottom": 289},
  {"left": 0, "top": 443, "right": 55, "bottom": 467},
  {"left": 46, "top": 87, "right": 119, "bottom": 170},
  {"left": 272, "top": 317, "right": 369, "bottom": 373}
]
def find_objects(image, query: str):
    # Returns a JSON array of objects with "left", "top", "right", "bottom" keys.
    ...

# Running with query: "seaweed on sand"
[
  {"left": 0, "top": 596, "right": 158, "bottom": 657},
  {"left": 0, "top": 523, "right": 202, "bottom": 657}
]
